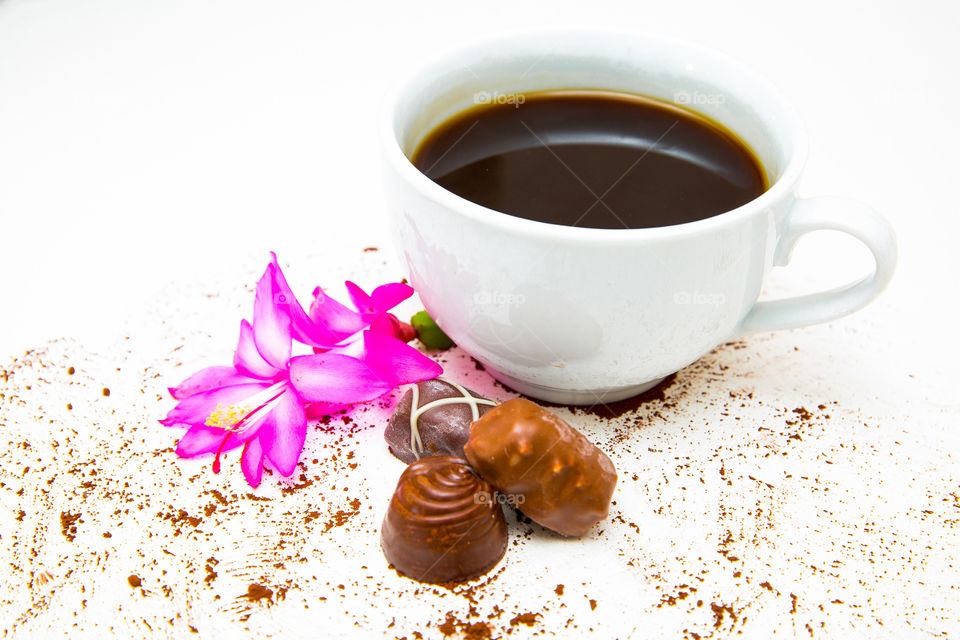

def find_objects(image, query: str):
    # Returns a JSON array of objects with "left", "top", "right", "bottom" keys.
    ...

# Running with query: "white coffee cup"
[{"left": 381, "top": 30, "right": 897, "bottom": 405}]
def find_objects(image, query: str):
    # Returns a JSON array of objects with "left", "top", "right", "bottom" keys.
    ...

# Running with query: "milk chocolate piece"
[
  {"left": 380, "top": 456, "right": 508, "bottom": 584},
  {"left": 464, "top": 398, "right": 617, "bottom": 537},
  {"left": 384, "top": 378, "right": 497, "bottom": 464}
]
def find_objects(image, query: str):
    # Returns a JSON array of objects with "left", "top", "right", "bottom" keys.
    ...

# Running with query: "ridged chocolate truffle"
[
  {"left": 380, "top": 456, "right": 508, "bottom": 584},
  {"left": 384, "top": 378, "right": 497, "bottom": 463},
  {"left": 464, "top": 398, "right": 617, "bottom": 537}
]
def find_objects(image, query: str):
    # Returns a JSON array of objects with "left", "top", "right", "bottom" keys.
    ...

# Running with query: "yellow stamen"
[{"left": 205, "top": 403, "right": 252, "bottom": 429}]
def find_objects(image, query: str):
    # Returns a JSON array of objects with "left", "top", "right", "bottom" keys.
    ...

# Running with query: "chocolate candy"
[
  {"left": 380, "top": 456, "right": 508, "bottom": 584},
  {"left": 384, "top": 378, "right": 497, "bottom": 464},
  {"left": 464, "top": 398, "right": 617, "bottom": 537}
]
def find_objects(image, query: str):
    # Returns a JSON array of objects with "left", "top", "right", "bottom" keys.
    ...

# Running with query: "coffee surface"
[{"left": 412, "top": 90, "right": 766, "bottom": 229}]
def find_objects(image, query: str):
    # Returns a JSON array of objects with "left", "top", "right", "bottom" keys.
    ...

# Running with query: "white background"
[
  {"left": 1, "top": 0, "right": 957, "bottom": 364},
  {"left": 2, "top": 3, "right": 959, "bottom": 637}
]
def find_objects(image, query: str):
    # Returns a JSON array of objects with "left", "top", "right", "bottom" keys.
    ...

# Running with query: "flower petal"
[
  {"left": 270, "top": 252, "right": 342, "bottom": 349},
  {"left": 345, "top": 281, "right": 374, "bottom": 316},
  {"left": 160, "top": 382, "right": 272, "bottom": 428},
  {"left": 288, "top": 354, "right": 394, "bottom": 404},
  {"left": 253, "top": 263, "right": 292, "bottom": 370},
  {"left": 362, "top": 330, "right": 443, "bottom": 385},
  {"left": 309, "top": 286, "right": 366, "bottom": 343},
  {"left": 368, "top": 313, "right": 400, "bottom": 338},
  {"left": 305, "top": 402, "right": 353, "bottom": 419},
  {"left": 345, "top": 281, "right": 412, "bottom": 323},
  {"left": 241, "top": 437, "right": 265, "bottom": 487},
  {"left": 369, "top": 282, "right": 414, "bottom": 313},
  {"left": 368, "top": 313, "right": 417, "bottom": 342},
  {"left": 168, "top": 366, "right": 253, "bottom": 400},
  {"left": 234, "top": 319, "right": 279, "bottom": 379},
  {"left": 257, "top": 390, "right": 307, "bottom": 477},
  {"left": 176, "top": 425, "right": 241, "bottom": 457}
]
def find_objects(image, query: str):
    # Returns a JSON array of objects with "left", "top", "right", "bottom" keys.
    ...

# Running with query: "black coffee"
[{"left": 411, "top": 90, "right": 766, "bottom": 229}]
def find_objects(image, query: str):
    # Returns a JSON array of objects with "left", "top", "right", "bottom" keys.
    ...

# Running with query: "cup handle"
[{"left": 739, "top": 196, "right": 898, "bottom": 334}]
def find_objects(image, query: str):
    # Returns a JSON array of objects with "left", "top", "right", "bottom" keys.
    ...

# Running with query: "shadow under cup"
[{"left": 382, "top": 32, "right": 809, "bottom": 405}]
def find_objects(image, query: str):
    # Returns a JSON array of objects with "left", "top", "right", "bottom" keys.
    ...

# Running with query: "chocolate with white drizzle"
[{"left": 384, "top": 378, "right": 497, "bottom": 464}]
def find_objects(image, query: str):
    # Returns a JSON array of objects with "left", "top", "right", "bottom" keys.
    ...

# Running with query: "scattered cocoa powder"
[
  {"left": 509, "top": 611, "right": 540, "bottom": 627},
  {"left": 323, "top": 497, "right": 362, "bottom": 533},
  {"left": 204, "top": 558, "right": 218, "bottom": 584},
  {"left": 710, "top": 601, "right": 738, "bottom": 628},
  {"left": 437, "top": 611, "right": 493, "bottom": 639},
  {"left": 244, "top": 583, "right": 273, "bottom": 604},
  {"left": 59, "top": 511, "right": 81, "bottom": 542}
]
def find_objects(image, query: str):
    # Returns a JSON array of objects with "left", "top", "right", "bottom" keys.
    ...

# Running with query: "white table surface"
[{"left": 1, "top": 1, "right": 958, "bottom": 638}]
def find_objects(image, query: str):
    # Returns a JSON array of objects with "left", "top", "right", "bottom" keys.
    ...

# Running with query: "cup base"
[{"left": 485, "top": 367, "right": 667, "bottom": 406}]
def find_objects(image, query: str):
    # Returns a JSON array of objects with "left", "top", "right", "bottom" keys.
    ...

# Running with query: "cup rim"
[{"left": 382, "top": 28, "right": 808, "bottom": 244}]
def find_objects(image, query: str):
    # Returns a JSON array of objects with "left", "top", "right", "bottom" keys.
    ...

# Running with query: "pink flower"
[
  {"left": 160, "top": 256, "right": 441, "bottom": 487},
  {"left": 307, "top": 279, "right": 415, "bottom": 347}
]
